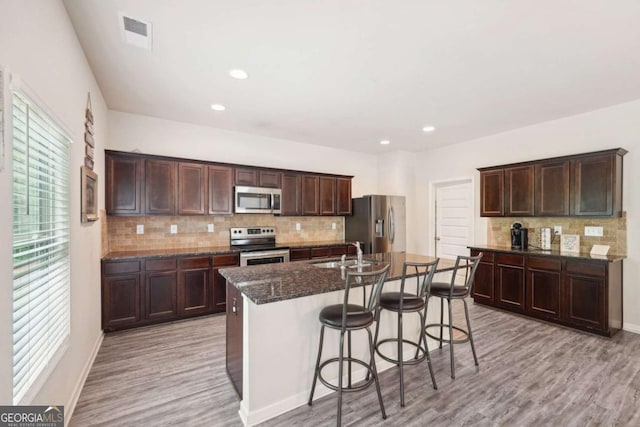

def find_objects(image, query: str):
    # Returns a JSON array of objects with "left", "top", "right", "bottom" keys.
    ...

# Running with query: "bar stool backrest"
[
  {"left": 342, "top": 265, "right": 391, "bottom": 327},
  {"left": 447, "top": 253, "right": 483, "bottom": 299},
  {"left": 400, "top": 259, "right": 440, "bottom": 299}
]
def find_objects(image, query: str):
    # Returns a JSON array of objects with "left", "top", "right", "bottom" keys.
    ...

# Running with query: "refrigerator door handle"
[{"left": 388, "top": 206, "right": 395, "bottom": 244}]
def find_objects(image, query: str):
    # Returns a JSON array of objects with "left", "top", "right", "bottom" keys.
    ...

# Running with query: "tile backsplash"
[
  {"left": 106, "top": 214, "right": 345, "bottom": 252},
  {"left": 487, "top": 213, "right": 627, "bottom": 255}
]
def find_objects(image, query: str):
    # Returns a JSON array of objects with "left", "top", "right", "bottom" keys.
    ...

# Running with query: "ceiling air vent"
[{"left": 119, "top": 13, "right": 152, "bottom": 50}]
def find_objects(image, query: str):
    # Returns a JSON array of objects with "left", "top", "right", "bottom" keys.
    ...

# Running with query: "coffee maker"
[{"left": 511, "top": 222, "right": 528, "bottom": 249}]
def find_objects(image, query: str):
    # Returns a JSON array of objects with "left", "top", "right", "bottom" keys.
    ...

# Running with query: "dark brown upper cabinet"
[
  {"left": 106, "top": 153, "right": 143, "bottom": 215},
  {"left": 234, "top": 167, "right": 282, "bottom": 188},
  {"left": 281, "top": 173, "right": 302, "bottom": 216},
  {"left": 301, "top": 175, "right": 320, "bottom": 215},
  {"left": 336, "top": 177, "right": 352, "bottom": 215},
  {"left": 145, "top": 159, "right": 177, "bottom": 215},
  {"left": 573, "top": 152, "right": 622, "bottom": 217},
  {"left": 319, "top": 177, "right": 336, "bottom": 215},
  {"left": 479, "top": 148, "right": 626, "bottom": 217},
  {"left": 178, "top": 162, "right": 207, "bottom": 215},
  {"left": 209, "top": 165, "right": 233, "bottom": 215},
  {"left": 504, "top": 165, "right": 534, "bottom": 216},
  {"left": 480, "top": 169, "right": 504, "bottom": 216},
  {"left": 535, "top": 160, "right": 570, "bottom": 216}
]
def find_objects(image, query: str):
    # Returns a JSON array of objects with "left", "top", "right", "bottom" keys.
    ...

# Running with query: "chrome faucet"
[{"left": 352, "top": 241, "right": 363, "bottom": 265}]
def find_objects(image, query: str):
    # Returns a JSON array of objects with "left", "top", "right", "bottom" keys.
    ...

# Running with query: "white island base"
[{"left": 235, "top": 273, "right": 452, "bottom": 426}]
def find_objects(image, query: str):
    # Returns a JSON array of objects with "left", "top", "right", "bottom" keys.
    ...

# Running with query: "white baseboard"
[
  {"left": 623, "top": 322, "right": 640, "bottom": 335},
  {"left": 64, "top": 331, "right": 104, "bottom": 426}
]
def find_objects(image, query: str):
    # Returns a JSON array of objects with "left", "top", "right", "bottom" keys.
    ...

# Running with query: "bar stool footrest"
[
  {"left": 317, "top": 357, "right": 376, "bottom": 393},
  {"left": 375, "top": 337, "right": 427, "bottom": 365},
  {"left": 425, "top": 323, "right": 470, "bottom": 345}
]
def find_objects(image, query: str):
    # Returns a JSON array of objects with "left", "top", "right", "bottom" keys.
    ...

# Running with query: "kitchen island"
[{"left": 220, "top": 252, "right": 455, "bottom": 427}]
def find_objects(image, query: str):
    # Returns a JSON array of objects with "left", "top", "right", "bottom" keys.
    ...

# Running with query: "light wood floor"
[{"left": 70, "top": 301, "right": 640, "bottom": 426}]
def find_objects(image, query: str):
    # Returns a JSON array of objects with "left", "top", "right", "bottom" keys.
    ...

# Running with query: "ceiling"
[{"left": 63, "top": 0, "right": 640, "bottom": 154}]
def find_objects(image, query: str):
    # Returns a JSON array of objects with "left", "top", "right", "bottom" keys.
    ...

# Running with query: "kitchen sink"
[{"left": 311, "top": 259, "right": 372, "bottom": 269}]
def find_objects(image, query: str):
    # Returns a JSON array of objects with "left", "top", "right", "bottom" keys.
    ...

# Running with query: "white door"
[{"left": 435, "top": 180, "right": 473, "bottom": 260}]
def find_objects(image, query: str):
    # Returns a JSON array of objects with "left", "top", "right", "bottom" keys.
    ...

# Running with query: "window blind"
[{"left": 12, "top": 90, "right": 71, "bottom": 404}]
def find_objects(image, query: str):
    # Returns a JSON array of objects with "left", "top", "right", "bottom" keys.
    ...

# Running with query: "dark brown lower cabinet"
[
  {"left": 144, "top": 270, "right": 178, "bottom": 320},
  {"left": 103, "top": 274, "right": 141, "bottom": 329},
  {"left": 226, "top": 282, "right": 243, "bottom": 398},
  {"left": 178, "top": 257, "right": 211, "bottom": 315},
  {"left": 470, "top": 248, "right": 623, "bottom": 337},
  {"left": 212, "top": 254, "right": 240, "bottom": 313}
]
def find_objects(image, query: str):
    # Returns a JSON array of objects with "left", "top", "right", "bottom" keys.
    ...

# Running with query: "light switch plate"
[
  {"left": 332, "top": 222, "right": 336, "bottom": 230},
  {"left": 136, "top": 224, "right": 144, "bottom": 234},
  {"left": 554, "top": 226, "right": 562, "bottom": 235},
  {"left": 585, "top": 226, "right": 603, "bottom": 237},
  {"left": 170, "top": 224, "right": 177, "bottom": 234},
  {"left": 207, "top": 223, "right": 214, "bottom": 233},
  {"left": 295, "top": 223, "right": 301, "bottom": 231}
]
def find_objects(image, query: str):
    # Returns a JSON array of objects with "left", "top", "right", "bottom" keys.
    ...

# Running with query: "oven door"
[{"left": 240, "top": 249, "right": 290, "bottom": 266}]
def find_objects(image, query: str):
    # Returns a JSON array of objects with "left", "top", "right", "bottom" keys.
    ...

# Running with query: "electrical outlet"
[
  {"left": 585, "top": 226, "right": 603, "bottom": 237},
  {"left": 295, "top": 223, "right": 301, "bottom": 231},
  {"left": 332, "top": 222, "right": 336, "bottom": 230},
  {"left": 136, "top": 224, "right": 144, "bottom": 234},
  {"left": 554, "top": 226, "right": 562, "bottom": 235},
  {"left": 170, "top": 224, "right": 177, "bottom": 234},
  {"left": 207, "top": 223, "right": 214, "bottom": 233}
]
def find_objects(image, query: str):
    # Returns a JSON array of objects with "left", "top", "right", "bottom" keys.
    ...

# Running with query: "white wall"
[
  {"left": 412, "top": 99, "right": 640, "bottom": 331},
  {"left": 108, "top": 111, "right": 379, "bottom": 197},
  {"left": 0, "top": 0, "right": 107, "bottom": 411}
]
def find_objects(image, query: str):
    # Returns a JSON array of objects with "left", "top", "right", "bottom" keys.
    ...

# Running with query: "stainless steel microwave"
[{"left": 234, "top": 186, "right": 282, "bottom": 214}]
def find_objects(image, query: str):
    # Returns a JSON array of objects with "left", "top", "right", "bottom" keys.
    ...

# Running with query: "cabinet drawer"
[
  {"left": 496, "top": 253, "right": 524, "bottom": 266},
  {"left": 471, "top": 250, "right": 494, "bottom": 262},
  {"left": 527, "top": 256, "right": 560, "bottom": 271},
  {"left": 310, "top": 247, "right": 331, "bottom": 258},
  {"left": 566, "top": 260, "right": 606, "bottom": 277},
  {"left": 146, "top": 258, "right": 177, "bottom": 271},
  {"left": 179, "top": 256, "right": 210, "bottom": 269},
  {"left": 213, "top": 253, "right": 240, "bottom": 267},
  {"left": 330, "top": 245, "right": 348, "bottom": 256},
  {"left": 103, "top": 260, "right": 141, "bottom": 275},
  {"left": 290, "top": 248, "right": 311, "bottom": 261}
]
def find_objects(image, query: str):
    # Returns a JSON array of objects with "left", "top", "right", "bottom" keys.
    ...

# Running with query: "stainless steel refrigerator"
[{"left": 345, "top": 195, "right": 406, "bottom": 254}]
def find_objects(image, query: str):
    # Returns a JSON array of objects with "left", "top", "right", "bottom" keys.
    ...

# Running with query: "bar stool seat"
[
  {"left": 379, "top": 292, "right": 424, "bottom": 311},
  {"left": 319, "top": 304, "right": 373, "bottom": 329},
  {"left": 429, "top": 283, "right": 468, "bottom": 297}
]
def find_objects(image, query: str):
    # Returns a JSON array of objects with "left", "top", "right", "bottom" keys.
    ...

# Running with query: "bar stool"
[
  {"left": 308, "top": 264, "right": 390, "bottom": 427},
  {"left": 425, "top": 253, "right": 482, "bottom": 379},
  {"left": 372, "top": 259, "right": 439, "bottom": 407}
]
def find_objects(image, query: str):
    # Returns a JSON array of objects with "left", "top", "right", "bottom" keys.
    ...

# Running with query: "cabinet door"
[
  {"left": 212, "top": 254, "right": 239, "bottom": 313},
  {"left": 178, "top": 162, "right": 207, "bottom": 215},
  {"left": 106, "top": 153, "right": 143, "bottom": 215},
  {"left": 535, "top": 160, "right": 570, "bottom": 216},
  {"left": 259, "top": 171, "right": 282, "bottom": 188},
  {"left": 525, "top": 257, "right": 561, "bottom": 319},
  {"left": 281, "top": 173, "right": 302, "bottom": 216},
  {"left": 226, "top": 281, "right": 243, "bottom": 398},
  {"left": 145, "top": 159, "right": 177, "bottom": 215},
  {"left": 573, "top": 154, "right": 614, "bottom": 216},
  {"left": 480, "top": 169, "right": 504, "bottom": 216},
  {"left": 144, "top": 270, "right": 178, "bottom": 320},
  {"left": 209, "top": 165, "right": 233, "bottom": 215},
  {"left": 102, "top": 274, "right": 141, "bottom": 329},
  {"left": 301, "top": 175, "right": 320, "bottom": 215},
  {"left": 290, "top": 248, "right": 311, "bottom": 261},
  {"left": 234, "top": 168, "right": 258, "bottom": 186},
  {"left": 336, "top": 178, "right": 352, "bottom": 215},
  {"left": 563, "top": 260, "right": 606, "bottom": 331},
  {"left": 504, "top": 165, "right": 534, "bottom": 216},
  {"left": 319, "top": 177, "right": 336, "bottom": 215},
  {"left": 179, "top": 268, "right": 211, "bottom": 314},
  {"left": 495, "top": 254, "right": 525, "bottom": 310},
  {"left": 470, "top": 251, "right": 494, "bottom": 304},
  {"left": 330, "top": 245, "right": 348, "bottom": 256},
  {"left": 310, "top": 247, "right": 331, "bottom": 258}
]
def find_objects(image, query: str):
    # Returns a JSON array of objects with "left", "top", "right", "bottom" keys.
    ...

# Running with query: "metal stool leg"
[
  {"left": 347, "top": 330, "right": 352, "bottom": 388},
  {"left": 367, "top": 328, "right": 387, "bottom": 420},
  {"left": 419, "top": 309, "right": 438, "bottom": 390},
  {"left": 439, "top": 297, "right": 444, "bottom": 348},
  {"left": 398, "top": 310, "right": 405, "bottom": 407},
  {"left": 447, "top": 299, "right": 455, "bottom": 379},
  {"left": 308, "top": 325, "right": 325, "bottom": 405},
  {"left": 463, "top": 299, "right": 479, "bottom": 366},
  {"left": 337, "top": 329, "right": 345, "bottom": 427}
]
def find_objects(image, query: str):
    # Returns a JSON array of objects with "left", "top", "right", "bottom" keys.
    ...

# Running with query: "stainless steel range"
[{"left": 230, "top": 227, "right": 290, "bottom": 266}]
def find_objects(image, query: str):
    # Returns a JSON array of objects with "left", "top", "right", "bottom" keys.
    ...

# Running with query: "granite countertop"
[
  {"left": 102, "top": 240, "right": 356, "bottom": 260},
  {"left": 219, "top": 252, "right": 456, "bottom": 305},
  {"left": 468, "top": 244, "right": 625, "bottom": 262}
]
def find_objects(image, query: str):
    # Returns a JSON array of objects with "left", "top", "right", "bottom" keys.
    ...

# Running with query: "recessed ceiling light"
[
  {"left": 210, "top": 104, "right": 226, "bottom": 111},
  {"left": 380, "top": 140, "right": 391, "bottom": 145},
  {"left": 229, "top": 69, "right": 249, "bottom": 80},
  {"left": 422, "top": 125, "right": 436, "bottom": 132}
]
